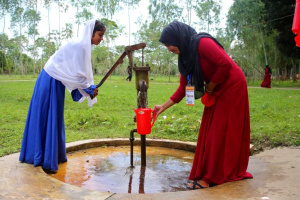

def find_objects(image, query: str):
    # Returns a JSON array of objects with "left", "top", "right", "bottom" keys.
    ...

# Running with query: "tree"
[
  {"left": 226, "top": 0, "right": 267, "bottom": 80},
  {"left": 184, "top": 0, "right": 194, "bottom": 26},
  {"left": 94, "top": 0, "right": 124, "bottom": 74},
  {"left": 56, "top": 0, "right": 69, "bottom": 45},
  {"left": 121, "top": 0, "right": 141, "bottom": 45},
  {"left": 70, "top": 0, "right": 94, "bottom": 36},
  {"left": 0, "top": 33, "right": 12, "bottom": 73},
  {"left": 9, "top": 0, "right": 27, "bottom": 74},
  {"left": 5, "top": 35, "right": 28, "bottom": 74},
  {"left": 0, "top": 0, "right": 10, "bottom": 73},
  {"left": 95, "top": 0, "right": 122, "bottom": 20},
  {"left": 0, "top": 50, "right": 12, "bottom": 73},
  {"left": 262, "top": 0, "right": 300, "bottom": 82},
  {"left": 99, "top": 18, "right": 123, "bottom": 70},
  {"left": 61, "top": 23, "right": 73, "bottom": 41},
  {"left": 0, "top": 0, "right": 11, "bottom": 73},
  {"left": 35, "top": 37, "right": 48, "bottom": 72},
  {"left": 135, "top": 0, "right": 182, "bottom": 77},
  {"left": 0, "top": 0, "right": 10, "bottom": 33},
  {"left": 194, "top": 0, "right": 221, "bottom": 33},
  {"left": 23, "top": 7, "right": 41, "bottom": 75},
  {"left": 92, "top": 45, "right": 109, "bottom": 74}
]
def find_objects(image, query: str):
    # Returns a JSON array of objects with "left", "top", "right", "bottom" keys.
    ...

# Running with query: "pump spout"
[{"left": 130, "top": 129, "right": 137, "bottom": 168}]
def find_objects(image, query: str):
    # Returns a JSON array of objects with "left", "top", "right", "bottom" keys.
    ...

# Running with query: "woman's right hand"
[
  {"left": 153, "top": 98, "right": 175, "bottom": 117},
  {"left": 153, "top": 105, "right": 165, "bottom": 117},
  {"left": 92, "top": 88, "right": 98, "bottom": 98}
]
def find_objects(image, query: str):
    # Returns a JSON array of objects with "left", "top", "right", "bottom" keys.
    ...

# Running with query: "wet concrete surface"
[
  {"left": 50, "top": 146, "right": 194, "bottom": 194},
  {"left": 0, "top": 138, "right": 299, "bottom": 200}
]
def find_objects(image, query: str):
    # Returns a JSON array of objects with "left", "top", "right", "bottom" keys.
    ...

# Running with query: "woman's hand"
[
  {"left": 153, "top": 98, "right": 175, "bottom": 118},
  {"left": 201, "top": 92, "right": 215, "bottom": 107},
  {"left": 205, "top": 81, "right": 217, "bottom": 94},
  {"left": 92, "top": 88, "right": 98, "bottom": 98},
  {"left": 83, "top": 85, "right": 98, "bottom": 99},
  {"left": 153, "top": 105, "right": 165, "bottom": 117}
]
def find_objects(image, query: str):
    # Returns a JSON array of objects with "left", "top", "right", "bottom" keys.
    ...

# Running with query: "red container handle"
[{"left": 151, "top": 110, "right": 156, "bottom": 128}]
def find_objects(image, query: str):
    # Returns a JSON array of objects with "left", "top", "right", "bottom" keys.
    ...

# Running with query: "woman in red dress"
[
  {"left": 261, "top": 65, "right": 272, "bottom": 88},
  {"left": 153, "top": 21, "right": 253, "bottom": 189}
]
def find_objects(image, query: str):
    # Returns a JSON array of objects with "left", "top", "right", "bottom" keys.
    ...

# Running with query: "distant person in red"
[
  {"left": 153, "top": 21, "right": 253, "bottom": 189},
  {"left": 261, "top": 65, "right": 272, "bottom": 88}
]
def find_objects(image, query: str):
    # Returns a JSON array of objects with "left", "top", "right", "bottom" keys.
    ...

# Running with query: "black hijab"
[
  {"left": 266, "top": 65, "right": 272, "bottom": 74},
  {"left": 159, "top": 21, "right": 223, "bottom": 99}
]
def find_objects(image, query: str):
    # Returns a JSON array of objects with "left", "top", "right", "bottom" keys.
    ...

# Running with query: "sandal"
[{"left": 186, "top": 180, "right": 213, "bottom": 190}]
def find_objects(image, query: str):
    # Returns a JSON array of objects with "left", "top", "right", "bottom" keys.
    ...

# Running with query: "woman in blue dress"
[{"left": 19, "top": 19, "right": 106, "bottom": 172}]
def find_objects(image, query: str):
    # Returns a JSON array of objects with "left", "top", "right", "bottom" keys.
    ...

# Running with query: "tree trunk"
[
  {"left": 259, "top": 26, "right": 268, "bottom": 65},
  {"left": 298, "top": 63, "right": 300, "bottom": 80},
  {"left": 1, "top": 52, "right": 3, "bottom": 74},
  {"left": 168, "top": 58, "right": 171, "bottom": 83},
  {"left": 291, "top": 58, "right": 297, "bottom": 83},
  {"left": 186, "top": 0, "right": 192, "bottom": 25},
  {"left": 19, "top": 12, "right": 23, "bottom": 75},
  {"left": 274, "top": 45, "right": 277, "bottom": 80},
  {"left": 76, "top": 4, "right": 79, "bottom": 37},
  {"left": 128, "top": 4, "right": 131, "bottom": 45},
  {"left": 2, "top": 13, "right": 9, "bottom": 74},
  {"left": 58, "top": 4, "right": 61, "bottom": 44},
  {"left": 1, "top": 13, "right": 6, "bottom": 74},
  {"left": 48, "top": 7, "right": 51, "bottom": 59},
  {"left": 33, "top": 1, "right": 37, "bottom": 76},
  {"left": 283, "top": 64, "right": 287, "bottom": 80}
]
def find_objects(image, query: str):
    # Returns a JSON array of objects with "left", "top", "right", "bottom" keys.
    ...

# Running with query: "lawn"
[{"left": 0, "top": 74, "right": 299, "bottom": 156}]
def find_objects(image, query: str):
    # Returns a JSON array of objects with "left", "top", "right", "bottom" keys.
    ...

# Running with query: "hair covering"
[
  {"left": 266, "top": 65, "right": 272, "bottom": 74},
  {"left": 159, "top": 21, "right": 223, "bottom": 99},
  {"left": 44, "top": 19, "right": 97, "bottom": 106}
]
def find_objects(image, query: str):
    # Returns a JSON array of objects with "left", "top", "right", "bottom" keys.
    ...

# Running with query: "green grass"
[
  {"left": 246, "top": 78, "right": 300, "bottom": 88},
  {"left": 0, "top": 75, "right": 299, "bottom": 156}
]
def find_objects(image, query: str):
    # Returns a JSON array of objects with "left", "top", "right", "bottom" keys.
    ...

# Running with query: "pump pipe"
[{"left": 130, "top": 128, "right": 137, "bottom": 168}]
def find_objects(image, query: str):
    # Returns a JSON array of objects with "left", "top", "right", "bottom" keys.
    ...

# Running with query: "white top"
[{"left": 44, "top": 19, "right": 97, "bottom": 106}]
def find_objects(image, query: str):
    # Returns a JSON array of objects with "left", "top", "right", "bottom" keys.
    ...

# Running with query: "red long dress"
[
  {"left": 261, "top": 68, "right": 271, "bottom": 88},
  {"left": 170, "top": 38, "right": 253, "bottom": 185}
]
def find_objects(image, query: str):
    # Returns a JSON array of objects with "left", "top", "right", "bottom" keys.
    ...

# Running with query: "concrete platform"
[{"left": 0, "top": 139, "right": 299, "bottom": 200}]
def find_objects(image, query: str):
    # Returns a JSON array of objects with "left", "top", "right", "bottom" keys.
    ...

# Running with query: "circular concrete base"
[
  {"left": 66, "top": 138, "right": 197, "bottom": 153},
  {"left": 2, "top": 139, "right": 298, "bottom": 200}
]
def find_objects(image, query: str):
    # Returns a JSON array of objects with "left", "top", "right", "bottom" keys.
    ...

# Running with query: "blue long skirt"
[{"left": 19, "top": 70, "right": 67, "bottom": 171}]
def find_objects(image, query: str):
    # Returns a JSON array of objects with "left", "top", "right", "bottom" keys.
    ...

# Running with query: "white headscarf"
[{"left": 44, "top": 19, "right": 97, "bottom": 106}]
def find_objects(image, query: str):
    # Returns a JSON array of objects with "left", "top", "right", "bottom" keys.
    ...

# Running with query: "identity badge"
[{"left": 186, "top": 86, "right": 195, "bottom": 106}]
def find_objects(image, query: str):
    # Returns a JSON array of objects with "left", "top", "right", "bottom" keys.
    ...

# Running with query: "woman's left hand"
[
  {"left": 201, "top": 92, "right": 216, "bottom": 107},
  {"left": 205, "top": 81, "right": 217, "bottom": 94}
]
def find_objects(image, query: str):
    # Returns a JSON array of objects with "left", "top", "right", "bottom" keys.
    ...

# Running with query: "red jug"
[
  {"left": 295, "top": 34, "right": 300, "bottom": 47},
  {"left": 134, "top": 108, "right": 156, "bottom": 135},
  {"left": 292, "top": 0, "right": 300, "bottom": 34}
]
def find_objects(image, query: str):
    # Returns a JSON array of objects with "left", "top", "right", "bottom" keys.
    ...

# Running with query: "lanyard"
[{"left": 187, "top": 74, "right": 192, "bottom": 86}]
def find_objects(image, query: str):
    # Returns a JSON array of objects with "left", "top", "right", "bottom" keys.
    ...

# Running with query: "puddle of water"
[{"left": 49, "top": 146, "right": 194, "bottom": 194}]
